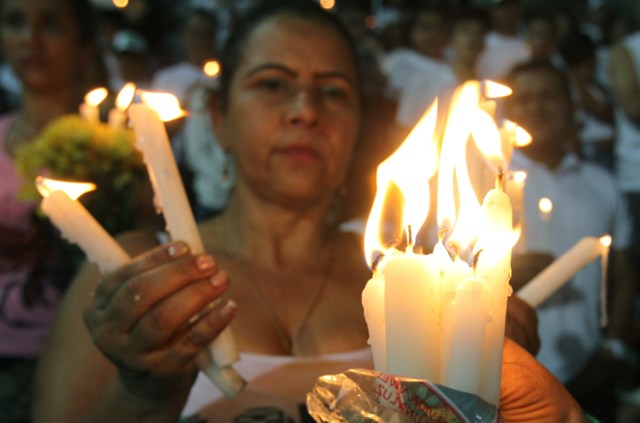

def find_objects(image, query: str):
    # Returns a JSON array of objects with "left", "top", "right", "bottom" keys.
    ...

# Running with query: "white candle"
[
  {"left": 127, "top": 98, "right": 245, "bottom": 396},
  {"left": 504, "top": 170, "right": 527, "bottom": 253},
  {"left": 36, "top": 177, "right": 129, "bottom": 274},
  {"left": 475, "top": 185, "right": 513, "bottom": 404},
  {"left": 361, "top": 272, "right": 386, "bottom": 372},
  {"left": 517, "top": 236, "right": 610, "bottom": 307},
  {"left": 108, "top": 82, "right": 135, "bottom": 127},
  {"left": 79, "top": 87, "right": 108, "bottom": 122},
  {"left": 443, "top": 277, "right": 489, "bottom": 394},
  {"left": 382, "top": 252, "right": 440, "bottom": 381},
  {"left": 538, "top": 197, "right": 553, "bottom": 250}
]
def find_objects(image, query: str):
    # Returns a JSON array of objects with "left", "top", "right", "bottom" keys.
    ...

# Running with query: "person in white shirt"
[
  {"left": 477, "top": 0, "right": 528, "bottom": 81},
  {"left": 506, "top": 60, "right": 636, "bottom": 422},
  {"left": 382, "top": 5, "right": 456, "bottom": 129}
]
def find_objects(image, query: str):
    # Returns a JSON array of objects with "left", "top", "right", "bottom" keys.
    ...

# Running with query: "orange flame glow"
[
  {"left": 116, "top": 82, "right": 136, "bottom": 111},
  {"left": 84, "top": 87, "right": 108, "bottom": 108},
  {"left": 36, "top": 176, "right": 96, "bottom": 200},
  {"left": 139, "top": 91, "right": 186, "bottom": 122}
]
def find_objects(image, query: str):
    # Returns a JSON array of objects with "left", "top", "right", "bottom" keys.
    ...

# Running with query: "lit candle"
[
  {"left": 361, "top": 272, "right": 386, "bottom": 372},
  {"left": 517, "top": 235, "right": 611, "bottom": 307},
  {"left": 362, "top": 80, "right": 518, "bottom": 407},
  {"left": 504, "top": 170, "right": 527, "bottom": 253},
  {"left": 127, "top": 92, "right": 245, "bottom": 397},
  {"left": 382, "top": 251, "right": 440, "bottom": 381},
  {"left": 108, "top": 82, "right": 135, "bottom": 127},
  {"left": 79, "top": 87, "right": 108, "bottom": 122},
  {"left": 36, "top": 177, "right": 129, "bottom": 274},
  {"left": 538, "top": 197, "right": 553, "bottom": 250}
]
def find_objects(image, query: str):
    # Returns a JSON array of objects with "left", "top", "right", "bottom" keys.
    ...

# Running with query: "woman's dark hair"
[
  {"left": 217, "top": 0, "right": 361, "bottom": 111},
  {"left": 68, "top": 0, "right": 98, "bottom": 45}
]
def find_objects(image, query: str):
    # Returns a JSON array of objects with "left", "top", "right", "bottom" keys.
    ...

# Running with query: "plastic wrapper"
[{"left": 306, "top": 368, "right": 499, "bottom": 423}]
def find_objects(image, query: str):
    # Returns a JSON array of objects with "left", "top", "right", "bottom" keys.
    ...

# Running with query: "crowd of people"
[{"left": 2, "top": 0, "right": 640, "bottom": 422}]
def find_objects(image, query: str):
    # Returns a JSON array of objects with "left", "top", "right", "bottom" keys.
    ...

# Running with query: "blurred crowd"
[{"left": 4, "top": 0, "right": 640, "bottom": 421}]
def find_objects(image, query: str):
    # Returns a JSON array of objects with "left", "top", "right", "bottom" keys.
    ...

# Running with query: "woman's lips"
[{"left": 277, "top": 145, "right": 322, "bottom": 161}]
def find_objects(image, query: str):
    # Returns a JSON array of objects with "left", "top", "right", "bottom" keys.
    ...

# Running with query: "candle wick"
[
  {"left": 406, "top": 224, "right": 414, "bottom": 252},
  {"left": 371, "top": 251, "right": 385, "bottom": 272},
  {"left": 472, "top": 248, "right": 483, "bottom": 271}
]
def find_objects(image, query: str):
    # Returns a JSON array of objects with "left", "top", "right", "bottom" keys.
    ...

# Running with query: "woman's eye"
[
  {"left": 259, "top": 78, "right": 287, "bottom": 92},
  {"left": 321, "top": 84, "right": 348, "bottom": 100},
  {"left": 3, "top": 12, "right": 26, "bottom": 31}
]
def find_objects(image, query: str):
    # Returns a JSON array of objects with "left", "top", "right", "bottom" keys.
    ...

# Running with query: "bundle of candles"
[
  {"left": 361, "top": 79, "right": 613, "bottom": 408},
  {"left": 362, "top": 81, "right": 519, "bottom": 406},
  {"left": 36, "top": 87, "right": 245, "bottom": 397}
]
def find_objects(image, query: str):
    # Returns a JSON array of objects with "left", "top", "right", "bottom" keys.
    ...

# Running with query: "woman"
[
  {"left": 33, "top": 2, "right": 573, "bottom": 423},
  {"left": 34, "top": 3, "right": 369, "bottom": 422},
  {"left": 0, "top": 0, "right": 98, "bottom": 420}
]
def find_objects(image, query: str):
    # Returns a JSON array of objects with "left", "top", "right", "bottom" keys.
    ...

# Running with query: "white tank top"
[{"left": 182, "top": 347, "right": 373, "bottom": 422}]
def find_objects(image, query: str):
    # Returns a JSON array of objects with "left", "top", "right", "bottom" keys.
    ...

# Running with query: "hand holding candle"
[{"left": 127, "top": 92, "right": 245, "bottom": 397}]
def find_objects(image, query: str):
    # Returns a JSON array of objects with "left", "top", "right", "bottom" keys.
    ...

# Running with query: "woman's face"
[
  {"left": 1, "top": 0, "right": 89, "bottom": 90},
  {"left": 215, "top": 14, "right": 361, "bottom": 208}
]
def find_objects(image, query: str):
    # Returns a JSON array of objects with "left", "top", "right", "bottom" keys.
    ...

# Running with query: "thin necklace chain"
[{"left": 214, "top": 218, "right": 335, "bottom": 355}]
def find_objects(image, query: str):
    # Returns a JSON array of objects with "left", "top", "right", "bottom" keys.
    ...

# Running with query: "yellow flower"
[{"left": 15, "top": 114, "right": 147, "bottom": 233}]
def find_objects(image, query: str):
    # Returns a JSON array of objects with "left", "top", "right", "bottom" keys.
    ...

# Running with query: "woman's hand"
[
  {"left": 83, "top": 241, "right": 236, "bottom": 404},
  {"left": 500, "top": 338, "right": 588, "bottom": 423},
  {"left": 505, "top": 294, "right": 540, "bottom": 356}
]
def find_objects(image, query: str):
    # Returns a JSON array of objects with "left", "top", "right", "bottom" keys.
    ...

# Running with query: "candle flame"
[
  {"left": 319, "top": 0, "right": 335, "bottom": 10},
  {"left": 84, "top": 87, "right": 108, "bottom": 107},
  {"left": 203, "top": 60, "right": 220, "bottom": 78},
  {"left": 511, "top": 170, "right": 527, "bottom": 184},
  {"left": 538, "top": 197, "right": 553, "bottom": 215},
  {"left": 364, "top": 79, "right": 519, "bottom": 267},
  {"left": 116, "top": 82, "right": 136, "bottom": 111},
  {"left": 364, "top": 100, "right": 439, "bottom": 267},
  {"left": 482, "top": 80, "right": 512, "bottom": 99},
  {"left": 36, "top": 176, "right": 96, "bottom": 200},
  {"left": 600, "top": 235, "right": 612, "bottom": 248},
  {"left": 140, "top": 91, "right": 186, "bottom": 122}
]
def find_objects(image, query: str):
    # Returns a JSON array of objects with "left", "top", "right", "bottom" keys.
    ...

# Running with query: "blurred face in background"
[
  {"left": 1, "top": 0, "right": 91, "bottom": 91},
  {"left": 451, "top": 17, "right": 486, "bottom": 63},
  {"left": 409, "top": 9, "right": 449, "bottom": 59},
  {"left": 507, "top": 67, "right": 574, "bottom": 159}
]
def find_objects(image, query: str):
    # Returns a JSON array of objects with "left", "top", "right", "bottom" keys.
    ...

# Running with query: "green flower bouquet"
[{"left": 15, "top": 114, "right": 148, "bottom": 235}]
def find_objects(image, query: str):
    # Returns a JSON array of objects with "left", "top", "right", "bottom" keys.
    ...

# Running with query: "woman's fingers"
[
  {"left": 83, "top": 240, "right": 235, "bottom": 374},
  {"left": 93, "top": 241, "right": 191, "bottom": 310},
  {"left": 103, "top": 298, "right": 238, "bottom": 380},
  {"left": 129, "top": 271, "right": 231, "bottom": 348}
]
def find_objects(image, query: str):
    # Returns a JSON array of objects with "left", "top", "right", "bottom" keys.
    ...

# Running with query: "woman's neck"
[{"left": 213, "top": 191, "right": 336, "bottom": 268}]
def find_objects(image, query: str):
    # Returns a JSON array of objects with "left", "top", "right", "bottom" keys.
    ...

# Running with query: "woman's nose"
[{"left": 285, "top": 88, "right": 319, "bottom": 127}]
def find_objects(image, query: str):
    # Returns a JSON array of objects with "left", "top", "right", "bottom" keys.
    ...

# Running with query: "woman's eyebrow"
[
  {"left": 245, "top": 63, "right": 355, "bottom": 86},
  {"left": 245, "top": 63, "right": 295, "bottom": 78}
]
